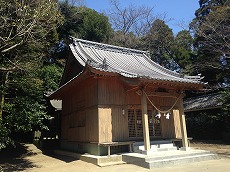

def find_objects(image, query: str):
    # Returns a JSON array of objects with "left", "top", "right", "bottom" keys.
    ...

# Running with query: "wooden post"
[
  {"left": 141, "top": 91, "right": 151, "bottom": 151},
  {"left": 108, "top": 145, "right": 111, "bottom": 156},
  {"left": 178, "top": 94, "right": 189, "bottom": 149}
]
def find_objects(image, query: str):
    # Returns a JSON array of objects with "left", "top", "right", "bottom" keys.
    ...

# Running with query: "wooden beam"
[
  {"left": 147, "top": 92, "right": 180, "bottom": 98},
  {"left": 178, "top": 95, "right": 189, "bottom": 148},
  {"left": 141, "top": 90, "right": 151, "bottom": 151}
]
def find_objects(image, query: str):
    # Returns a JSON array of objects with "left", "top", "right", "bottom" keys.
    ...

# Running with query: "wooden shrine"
[{"left": 49, "top": 38, "right": 204, "bottom": 155}]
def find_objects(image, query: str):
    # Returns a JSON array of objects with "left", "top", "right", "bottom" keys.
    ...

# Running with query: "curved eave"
[{"left": 88, "top": 66, "right": 204, "bottom": 90}]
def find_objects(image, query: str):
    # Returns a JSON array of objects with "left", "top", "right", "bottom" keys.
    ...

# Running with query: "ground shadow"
[
  {"left": 0, "top": 143, "right": 37, "bottom": 172},
  {"left": 43, "top": 151, "right": 78, "bottom": 163}
]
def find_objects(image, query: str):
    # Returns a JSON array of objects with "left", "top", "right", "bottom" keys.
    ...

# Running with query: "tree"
[
  {"left": 41, "top": 64, "right": 64, "bottom": 92},
  {"left": 195, "top": 0, "right": 228, "bottom": 19},
  {"left": 0, "top": 0, "right": 63, "bottom": 149},
  {"left": 145, "top": 19, "right": 176, "bottom": 70},
  {"left": 192, "top": 3, "right": 230, "bottom": 57},
  {"left": 190, "top": 0, "right": 230, "bottom": 88},
  {"left": 107, "top": 0, "right": 156, "bottom": 47},
  {"left": 78, "top": 7, "right": 112, "bottom": 42},
  {"left": 173, "top": 30, "right": 195, "bottom": 74},
  {"left": 58, "top": 2, "right": 112, "bottom": 43},
  {"left": 0, "top": 0, "right": 63, "bottom": 117},
  {"left": 0, "top": 0, "right": 63, "bottom": 58}
]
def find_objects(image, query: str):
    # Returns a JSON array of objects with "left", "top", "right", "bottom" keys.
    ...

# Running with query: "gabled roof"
[
  {"left": 184, "top": 93, "right": 222, "bottom": 112},
  {"left": 70, "top": 38, "right": 203, "bottom": 85}
]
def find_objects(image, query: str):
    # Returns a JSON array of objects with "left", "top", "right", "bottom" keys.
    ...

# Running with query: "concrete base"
[
  {"left": 141, "top": 150, "right": 155, "bottom": 155},
  {"left": 54, "top": 150, "right": 125, "bottom": 167},
  {"left": 180, "top": 147, "right": 192, "bottom": 151},
  {"left": 122, "top": 149, "right": 219, "bottom": 169},
  {"left": 133, "top": 140, "right": 178, "bottom": 153}
]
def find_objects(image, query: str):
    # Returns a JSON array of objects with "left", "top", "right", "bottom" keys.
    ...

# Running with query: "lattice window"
[
  {"left": 136, "top": 110, "right": 143, "bottom": 137},
  {"left": 128, "top": 109, "right": 135, "bottom": 137},
  {"left": 148, "top": 110, "right": 161, "bottom": 137},
  {"left": 128, "top": 108, "right": 161, "bottom": 138}
]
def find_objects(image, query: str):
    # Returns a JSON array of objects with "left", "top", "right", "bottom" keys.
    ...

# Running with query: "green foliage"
[
  {"left": 0, "top": 119, "right": 13, "bottom": 149},
  {"left": 173, "top": 30, "right": 194, "bottom": 74},
  {"left": 78, "top": 7, "right": 112, "bottom": 42},
  {"left": 145, "top": 19, "right": 176, "bottom": 70},
  {"left": 58, "top": 2, "right": 112, "bottom": 43},
  {"left": 0, "top": 0, "right": 63, "bottom": 149},
  {"left": 195, "top": 0, "right": 228, "bottom": 19},
  {"left": 5, "top": 97, "right": 48, "bottom": 132},
  {"left": 41, "top": 64, "right": 64, "bottom": 92},
  {"left": 4, "top": 68, "right": 48, "bottom": 132},
  {"left": 189, "top": 0, "right": 230, "bottom": 88}
]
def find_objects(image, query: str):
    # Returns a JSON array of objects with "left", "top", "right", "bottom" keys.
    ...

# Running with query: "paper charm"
[
  {"left": 166, "top": 112, "right": 170, "bottom": 119},
  {"left": 155, "top": 112, "right": 161, "bottom": 119}
]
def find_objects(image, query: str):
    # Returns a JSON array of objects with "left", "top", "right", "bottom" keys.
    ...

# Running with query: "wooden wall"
[
  {"left": 98, "top": 108, "right": 112, "bottom": 142},
  {"left": 61, "top": 74, "right": 184, "bottom": 144},
  {"left": 61, "top": 76, "right": 99, "bottom": 142},
  {"left": 98, "top": 77, "right": 129, "bottom": 142}
]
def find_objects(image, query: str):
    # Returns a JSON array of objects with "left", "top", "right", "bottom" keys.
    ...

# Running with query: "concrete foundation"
[
  {"left": 122, "top": 149, "right": 219, "bottom": 169},
  {"left": 60, "top": 140, "right": 129, "bottom": 156}
]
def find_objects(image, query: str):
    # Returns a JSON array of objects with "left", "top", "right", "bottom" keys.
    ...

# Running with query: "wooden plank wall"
[
  {"left": 98, "top": 77, "right": 126, "bottom": 105},
  {"left": 61, "top": 77, "right": 99, "bottom": 142},
  {"left": 61, "top": 74, "right": 184, "bottom": 143},
  {"left": 98, "top": 77, "right": 129, "bottom": 142},
  {"left": 111, "top": 108, "right": 129, "bottom": 141},
  {"left": 98, "top": 108, "right": 112, "bottom": 142}
]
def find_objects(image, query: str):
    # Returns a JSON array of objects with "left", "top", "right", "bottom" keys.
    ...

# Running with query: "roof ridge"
[
  {"left": 70, "top": 37, "right": 147, "bottom": 54},
  {"left": 184, "top": 92, "right": 221, "bottom": 102}
]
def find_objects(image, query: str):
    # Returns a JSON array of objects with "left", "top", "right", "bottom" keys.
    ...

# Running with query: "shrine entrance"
[{"left": 128, "top": 108, "right": 161, "bottom": 139}]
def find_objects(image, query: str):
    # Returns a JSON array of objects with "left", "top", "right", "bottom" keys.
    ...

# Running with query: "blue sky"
[{"left": 84, "top": 0, "right": 200, "bottom": 34}]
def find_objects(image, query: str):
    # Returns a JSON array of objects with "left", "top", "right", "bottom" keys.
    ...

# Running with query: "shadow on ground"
[
  {"left": 43, "top": 151, "right": 78, "bottom": 163},
  {"left": 0, "top": 143, "right": 37, "bottom": 172}
]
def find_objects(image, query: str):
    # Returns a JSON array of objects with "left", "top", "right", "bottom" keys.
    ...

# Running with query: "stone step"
[
  {"left": 122, "top": 150, "right": 219, "bottom": 169},
  {"left": 133, "top": 140, "right": 173, "bottom": 146},
  {"left": 134, "top": 142, "right": 177, "bottom": 153},
  {"left": 147, "top": 153, "right": 219, "bottom": 168},
  {"left": 98, "top": 161, "right": 125, "bottom": 167},
  {"left": 145, "top": 151, "right": 216, "bottom": 162}
]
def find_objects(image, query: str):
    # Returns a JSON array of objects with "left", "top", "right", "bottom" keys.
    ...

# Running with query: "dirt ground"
[{"left": 0, "top": 141, "right": 230, "bottom": 172}]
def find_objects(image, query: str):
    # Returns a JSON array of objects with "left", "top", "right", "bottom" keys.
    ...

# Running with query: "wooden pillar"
[
  {"left": 178, "top": 94, "right": 189, "bottom": 148},
  {"left": 141, "top": 91, "right": 151, "bottom": 151}
]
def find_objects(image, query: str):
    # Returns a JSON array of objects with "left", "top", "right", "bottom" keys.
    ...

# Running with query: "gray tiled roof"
[
  {"left": 184, "top": 93, "right": 222, "bottom": 112},
  {"left": 69, "top": 38, "right": 203, "bottom": 84}
]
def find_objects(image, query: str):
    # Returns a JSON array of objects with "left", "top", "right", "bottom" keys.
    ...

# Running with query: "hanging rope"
[{"left": 143, "top": 91, "right": 181, "bottom": 114}]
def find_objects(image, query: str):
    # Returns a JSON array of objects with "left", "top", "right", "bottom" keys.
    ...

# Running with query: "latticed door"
[
  {"left": 128, "top": 109, "right": 135, "bottom": 137},
  {"left": 148, "top": 110, "right": 161, "bottom": 137},
  {"left": 136, "top": 110, "right": 143, "bottom": 137},
  {"left": 128, "top": 108, "right": 161, "bottom": 138}
]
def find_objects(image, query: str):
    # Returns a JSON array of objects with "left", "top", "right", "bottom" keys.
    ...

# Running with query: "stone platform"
[
  {"left": 122, "top": 149, "right": 219, "bottom": 169},
  {"left": 54, "top": 149, "right": 218, "bottom": 169}
]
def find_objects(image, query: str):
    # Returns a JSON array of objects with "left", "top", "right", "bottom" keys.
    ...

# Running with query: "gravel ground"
[{"left": 0, "top": 141, "right": 230, "bottom": 172}]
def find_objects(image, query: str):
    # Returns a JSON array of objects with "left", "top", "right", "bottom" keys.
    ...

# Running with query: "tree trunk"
[{"left": 0, "top": 71, "right": 9, "bottom": 118}]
